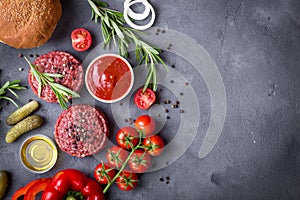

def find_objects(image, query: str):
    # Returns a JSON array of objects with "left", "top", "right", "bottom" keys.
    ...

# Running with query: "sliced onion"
[
  {"left": 124, "top": 0, "right": 156, "bottom": 30},
  {"left": 124, "top": 0, "right": 151, "bottom": 20}
]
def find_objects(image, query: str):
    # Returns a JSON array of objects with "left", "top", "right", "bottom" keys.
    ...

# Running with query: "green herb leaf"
[
  {"left": 0, "top": 96, "right": 19, "bottom": 108},
  {"left": 24, "top": 57, "right": 80, "bottom": 109},
  {"left": 0, "top": 79, "right": 26, "bottom": 108},
  {"left": 43, "top": 73, "right": 64, "bottom": 78},
  {"left": 50, "top": 83, "right": 80, "bottom": 98},
  {"left": 88, "top": 0, "right": 166, "bottom": 91}
]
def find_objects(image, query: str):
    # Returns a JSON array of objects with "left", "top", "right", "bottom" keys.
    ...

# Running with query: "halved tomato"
[
  {"left": 71, "top": 28, "right": 92, "bottom": 51},
  {"left": 134, "top": 88, "right": 156, "bottom": 110}
]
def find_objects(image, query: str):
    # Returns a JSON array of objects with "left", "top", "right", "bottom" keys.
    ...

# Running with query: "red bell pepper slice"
[
  {"left": 12, "top": 178, "right": 50, "bottom": 200},
  {"left": 24, "top": 178, "right": 52, "bottom": 200}
]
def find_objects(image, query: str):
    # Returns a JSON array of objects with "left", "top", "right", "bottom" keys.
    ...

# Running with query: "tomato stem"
[{"left": 103, "top": 131, "right": 144, "bottom": 193}]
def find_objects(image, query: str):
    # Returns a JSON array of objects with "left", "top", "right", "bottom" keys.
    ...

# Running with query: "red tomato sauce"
[{"left": 87, "top": 56, "right": 132, "bottom": 101}]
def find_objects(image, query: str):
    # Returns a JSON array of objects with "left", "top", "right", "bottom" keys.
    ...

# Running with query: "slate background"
[{"left": 0, "top": 0, "right": 300, "bottom": 199}]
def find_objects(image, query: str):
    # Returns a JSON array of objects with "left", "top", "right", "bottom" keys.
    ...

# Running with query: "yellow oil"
[{"left": 20, "top": 135, "right": 57, "bottom": 172}]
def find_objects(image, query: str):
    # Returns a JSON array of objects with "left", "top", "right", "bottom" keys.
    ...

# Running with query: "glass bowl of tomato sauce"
[{"left": 85, "top": 54, "right": 134, "bottom": 103}]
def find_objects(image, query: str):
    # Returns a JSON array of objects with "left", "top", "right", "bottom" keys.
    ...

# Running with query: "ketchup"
[{"left": 87, "top": 56, "right": 132, "bottom": 101}]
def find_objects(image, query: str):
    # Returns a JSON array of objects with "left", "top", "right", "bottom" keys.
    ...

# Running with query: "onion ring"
[
  {"left": 124, "top": 0, "right": 155, "bottom": 30},
  {"left": 124, "top": 0, "right": 151, "bottom": 20}
]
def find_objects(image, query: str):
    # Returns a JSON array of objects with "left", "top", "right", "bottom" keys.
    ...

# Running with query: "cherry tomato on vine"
[
  {"left": 134, "top": 88, "right": 156, "bottom": 110},
  {"left": 71, "top": 28, "right": 92, "bottom": 51},
  {"left": 134, "top": 115, "right": 156, "bottom": 136},
  {"left": 143, "top": 135, "right": 165, "bottom": 156},
  {"left": 106, "top": 146, "right": 129, "bottom": 169},
  {"left": 116, "top": 172, "right": 139, "bottom": 191},
  {"left": 94, "top": 162, "right": 116, "bottom": 185},
  {"left": 116, "top": 126, "right": 139, "bottom": 149},
  {"left": 128, "top": 149, "right": 151, "bottom": 173}
]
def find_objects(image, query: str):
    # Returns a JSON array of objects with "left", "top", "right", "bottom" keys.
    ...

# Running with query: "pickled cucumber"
[
  {"left": 6, "top": 100, "right": 39, "bottom": 125},
  {"left": 5, "top": 115, "right": 43, "bottom": 143},
  {"left": 0, "top": 171, "right": 8, "bottom": 200}
]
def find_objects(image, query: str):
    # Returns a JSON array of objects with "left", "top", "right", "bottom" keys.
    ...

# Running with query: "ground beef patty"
[
  {"left": 54, "top": 104, "right": 109, "bottom": 157},
  {"left": 28, "top": 51, "right": 83, "bottom": 103}
]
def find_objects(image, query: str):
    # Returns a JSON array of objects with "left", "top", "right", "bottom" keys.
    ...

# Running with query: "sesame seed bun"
[{"left": 0, "top": 0, "right": 62, "bottom": 49}]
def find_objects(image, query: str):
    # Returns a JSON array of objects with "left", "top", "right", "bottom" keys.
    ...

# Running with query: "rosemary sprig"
[
  {"left": 0, "top": 80, "right": 26, "bottom": 108},
  {"left": 87, "top": 0, "right": 167, "bottom": 92},
  {"left": 24, "top": 57, "right": 80, "bottom": 109}
]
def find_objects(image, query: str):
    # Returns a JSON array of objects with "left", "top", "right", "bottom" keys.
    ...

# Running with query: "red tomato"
[
  {"left": 128, "top": 149, "right": 151, "bottom": 173},
  {"left": 94, "top": 162, "right": 116, "bottom": 185},
  {"left": 142, "top": 135, "right": 165, "bottom": 156},
  {"left": 134, "top": 115, "right": 156, "bottom": 136},
  {"left": 116, "top": 127, "right": 139, "bottom": 149},
  {"left": 116, "top": 172, "right": 139, "bottom": 191},
  {"left": 134, "top": 88, "right": 156, "bottom": 110},
  {"left": 71, "top": 28, "right": 92, "bottom": 51},
  {"left": 106, "top": 146, "right": 129, "bottom": 169}
]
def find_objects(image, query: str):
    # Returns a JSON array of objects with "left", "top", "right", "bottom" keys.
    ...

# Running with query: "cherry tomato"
[
  {"left": 106, "top": 146, "right": 129, "bottom": 169},
  {"left": 116, "top": 126, "right": 139, "bottom": 149},
  {"left": 143, "top": 135, "right": 165, "bottom": 156},
  {"left": 116, "top": 172, "right": 139, "bottom": 191},
  {"left": 134, "top": 88, "right": 156, "bottom": 110},
  {"left": 94, "top": 162, "right": 116, "bottom": 185},
  {"left": 134, "top": 115, "right": 156, "bottom": 136},
  {"left": 71, "top": 28, "right": 92, "bottom": 51},
  {"left": 128, "top": 149, "right": 151, "bottom": 173}
]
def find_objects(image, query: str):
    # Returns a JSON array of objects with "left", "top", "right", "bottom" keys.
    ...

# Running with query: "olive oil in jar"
[{"left": 20, "top": 135, "right": 57, "bottom": 173}]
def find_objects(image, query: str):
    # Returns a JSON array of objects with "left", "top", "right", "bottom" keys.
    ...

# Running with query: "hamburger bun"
[{"left": 0, "top": 0, "right": 62, "bottom": 49}]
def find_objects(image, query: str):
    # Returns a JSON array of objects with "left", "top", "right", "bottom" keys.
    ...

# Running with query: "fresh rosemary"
[
  {"left": 0, "top": 79, "right": 26, "bottom": 108},
  {"left": 24, "top": 57, "right": 80, "bottom": 109},
  {"left": 87, "top": 0, "right": 167, "bottom": 92}
]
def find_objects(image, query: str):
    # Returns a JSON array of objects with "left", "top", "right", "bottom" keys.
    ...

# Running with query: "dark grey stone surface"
[{"left": 1, "top": 0, "right": 300, "bottom": 199}]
